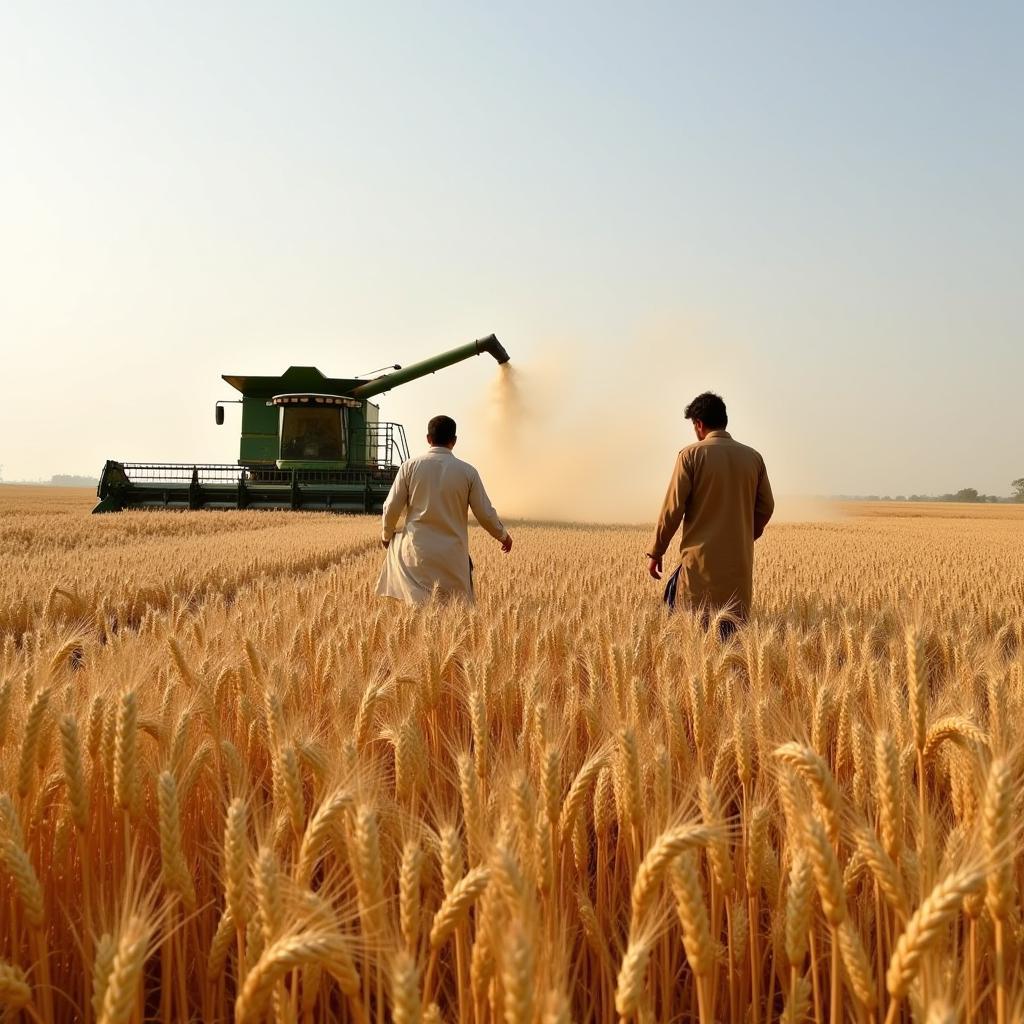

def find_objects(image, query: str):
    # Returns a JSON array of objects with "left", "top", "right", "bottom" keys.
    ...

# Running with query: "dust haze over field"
[
  {"left": 469, "top": 339, "right": 841, "bottom": 526},
  {"left": 477, "top": 359, "right": 660, "bottom": 524},
  {"left": 471, "top": 336, "right": 696, "bottom": 524}
]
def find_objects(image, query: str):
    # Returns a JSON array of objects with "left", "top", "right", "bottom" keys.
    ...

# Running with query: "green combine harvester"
[{"left": 94, "top": 334, "right": 510, "bottom": 514}]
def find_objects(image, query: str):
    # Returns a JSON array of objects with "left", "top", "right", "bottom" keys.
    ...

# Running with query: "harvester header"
[{"left": 94, "top": 333, "right": 510, "bottom": 514}]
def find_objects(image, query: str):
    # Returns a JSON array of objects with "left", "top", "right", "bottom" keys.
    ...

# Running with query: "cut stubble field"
[{"left": 1, "top": 486, "right": 1023, "bottom": 1024}]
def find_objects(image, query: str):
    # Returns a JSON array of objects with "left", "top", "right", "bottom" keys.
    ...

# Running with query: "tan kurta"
[
  {"left": 376, "top": 447, "right": 507, "bottom": 605},
  {"left": 649, "top": 430, "right": 774, "bottom": 618}
]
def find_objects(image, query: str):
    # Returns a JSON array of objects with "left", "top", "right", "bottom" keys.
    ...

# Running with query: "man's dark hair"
[
  {"left": 427, "top": 415, "right": 457, "bottom": 446},
  {"left": 684, "top": 392, "right": 728, "bottom": 430}
]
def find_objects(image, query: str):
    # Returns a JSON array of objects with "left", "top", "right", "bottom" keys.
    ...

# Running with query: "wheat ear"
[
  {"left": 98, "top": 915, "right": 151, "bottom": 1024},
  {"left": 983, "top": 757, "right": 1014, "bottom": 920},
  {"left": 429, "top": 866, "right": 491, "bottom": 948},
  {"left": 630, "top": 824, "right": 715, "bottom": 931},
  {"left": 923, "top": 715, "right": 987, "bottom": 761},
  {"left": 853, "top": 823, "right": 909, "bottom": 918},
  {"left": 558, "top": 747, "right": 607, "bottom": 841},
  {"left": 838, "top": 918, "right": 877, "bottom": 1011},
  {"left": 294, "top": 788, "right": 350, "bottom": 886},
  {"left": 91, "top": 933, "right": 116, "bottom": 1022},
  {"left": 774, "top": 742, "right": 841, "bottom": 844},
  {"left": 782, "top": 971, "right": 811, "bottom": 1024},
  {"left": 614, "top": 932, "right": 653, "bottom": 1018},
  {"left": 157, "top": 771, "right": 195, "bottom": 909},
  {"left": 352, "top": 804, "right": 387, "bottom": 935},
  {"left": 543, "top": 987, "right": 572, "bottom": 1024},
  {"left": 0, "top": 794, "right": 45, "bottom": 928},
  {"left": 0, "top": 680, "right": 12, "bottom": 751},
  {"left": 400, "top": 838, "right": 424, "bottom": 951},
  {"left": 615, "top": 727, "right": 643, "bottom": 835},
  {"left": 502, "top": 919, "right": 534, "bottom": 1024},
  {"left": 439, "top": 824, "right": 465, "bottom": 896},
  {"left": 277, "top": 744, "right": 305, "bottom": 837},
  {"left": 805, "top": 815, "right": 846, "bottom": 926},
  {"left": 905, "top": 627, "right": 927, "bottom": 753},
  {"left": 224, "top": 797, "right": 251, "bottom": 926},
  {"left": 785, "top": 850, "right": 813, "bottom": 967},
  {"left": 669, "top": 851, "right": 714, "bottom": 977},
  {"left": 0, "top": 961, "right": 31, "bottom": 1010},
  {"left": 875, "top": 731, "right": 902, "bottom": 861},
  {"left": 698, "top": 776, "right": 736, "bottom": 895},
  {"left": 235, "top": 930, "right": 360, "bottom": 1023},
  {"left": 390, "top": 949, "right": 422, "bottom": 1024},
  {"left": 886, "top": 868, "right": 983, "bottom": 1001},
  {"left": 59, "top": 714, "right": 89, "bottom": 830},
  {"left": 457, "top": 752, "right": 484, "bottom": 864},
  {"left": 254, "top": 846, "right": 283, "bottom": 944},
  {"left": 17, "top": 687, "right": 51, "bottom": 798},
  {"left": 207, "top": 909, "right": 235, "bottom": 981}
]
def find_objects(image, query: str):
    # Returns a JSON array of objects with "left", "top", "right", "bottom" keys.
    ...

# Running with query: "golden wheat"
[{"left": 1, "top": 488, "right": 1023, "bottom": 1021}]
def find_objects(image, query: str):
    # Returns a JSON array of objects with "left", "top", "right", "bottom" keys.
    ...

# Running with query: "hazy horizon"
[{"left": 2, "top": 2, "right": 1022, "bottom": 518}]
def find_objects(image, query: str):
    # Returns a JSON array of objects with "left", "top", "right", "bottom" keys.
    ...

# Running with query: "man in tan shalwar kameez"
[
  {"left": 376, "top": 415, "right": 512, "bottom": 605},
  {"left": 647, "top": 392, "right": 774, "bottom": 634}
]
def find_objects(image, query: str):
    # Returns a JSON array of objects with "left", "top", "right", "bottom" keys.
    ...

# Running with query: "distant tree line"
[
  {"left": 50, "top": 474, "right": 99, "bottom": 487},
  {"left": 0, "top": 471, "right": 99, "bottom": 487},
  {"left": 840, "top": 480, "right": 1024, "bottom": 503}
]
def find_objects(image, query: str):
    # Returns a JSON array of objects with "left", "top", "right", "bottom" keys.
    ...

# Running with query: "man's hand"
[
  {"left": 501, "top": 533, "right": 513, "bottom": 554},
  {"left": 648, "top": 554, "right": 663, "bottom": 580}
]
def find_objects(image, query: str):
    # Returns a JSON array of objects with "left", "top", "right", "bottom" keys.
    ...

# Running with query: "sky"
[{"left": 1, "top": 1, "right": 1022, "bottom": 513}]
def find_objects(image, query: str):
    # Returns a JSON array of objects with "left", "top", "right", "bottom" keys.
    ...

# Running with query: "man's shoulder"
[
  {"left": 723, "top": 437, "right": 767, "bottom": 472},
  {"left": 724, "top": 434, "right": 765, "bottom": 454},
  {"left": 687, "top": 435, "right": 766, "bottom": 466},
  {"left": 450, "top": 455, "right": 480, "bottom": 479},
  {"left": 728, "top": 437, "right": 766, "bottom": 463},
  {"left": 676, "top": 440, "right": 714, "bottom": 465},
  {"left": 405, "top": 450, "right": 478, "bottom": 476},
  {"left": 399, "top": 452, "right": 437, "bottom": 477}
]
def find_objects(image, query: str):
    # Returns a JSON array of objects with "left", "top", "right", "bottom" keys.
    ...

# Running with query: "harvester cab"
[
  {"left": 94, "top": 334, "right": 510, "bottom": 514},
  {"left": 271, "top": 394, "right": 361, "bottom": 466}
]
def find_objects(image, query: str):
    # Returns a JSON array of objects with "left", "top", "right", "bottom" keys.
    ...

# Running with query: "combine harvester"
[{"left": 94, "top": 334, "right": 510, "bottom": 514}]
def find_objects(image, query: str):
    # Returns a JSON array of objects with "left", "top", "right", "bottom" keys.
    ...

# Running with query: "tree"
[
  {"left": 1013, "top": 478, "right": 1024, "bottom": 502},
  {"left": 955, "top": 487, "right": 979, "bottom": 503}
]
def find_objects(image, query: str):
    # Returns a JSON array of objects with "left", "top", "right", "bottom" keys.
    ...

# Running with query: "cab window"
[{"left": 280, "top": 407, "right": 345, "bottom": 460}]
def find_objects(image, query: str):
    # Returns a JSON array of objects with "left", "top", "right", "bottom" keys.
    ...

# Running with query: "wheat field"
[{"left": 1, "top": 486, "right": 1023, "bottom": 1024}]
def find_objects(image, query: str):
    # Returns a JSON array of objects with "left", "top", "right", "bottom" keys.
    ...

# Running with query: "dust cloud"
[
  {"left": 467, "top": 343, "right": 675, "bottom": 525},
  {"left": 464, "top": 335, "right": 841, "bottom": 526}
]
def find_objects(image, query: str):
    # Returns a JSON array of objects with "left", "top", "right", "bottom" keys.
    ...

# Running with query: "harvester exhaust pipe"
[{"left": 348, "top": 334, "right": 511, "bottom": 400}]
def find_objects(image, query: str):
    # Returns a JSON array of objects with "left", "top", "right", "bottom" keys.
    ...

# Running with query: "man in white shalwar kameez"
[{"left": 376, "top": 415, "right": 512, "bottom": 605}]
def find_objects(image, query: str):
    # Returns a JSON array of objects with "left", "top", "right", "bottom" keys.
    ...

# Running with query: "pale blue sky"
[{"left": 2, "top": 2, "right": 1022, "bottom": 510}]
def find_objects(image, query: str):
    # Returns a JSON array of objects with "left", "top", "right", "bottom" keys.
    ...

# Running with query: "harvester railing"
[
  {"left": 350, "top": 422, "right": 410, "bottom": 468},
  {"left": 106, "top": 463, "right": 404, "bottom": 484}
]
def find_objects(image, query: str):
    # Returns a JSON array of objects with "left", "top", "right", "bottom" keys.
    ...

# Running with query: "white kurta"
[{"left": 375, "top": 447, "right": 507, "bottom": 605}]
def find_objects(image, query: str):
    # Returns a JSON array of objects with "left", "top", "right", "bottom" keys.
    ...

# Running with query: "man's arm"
[
  {"left": 647, "top": 450, "right": 691, "bottom": 578},
  {"left": 469, "top": 470, "right": 512, "bottom": 550},
  {"left": 381, "top": 463, "right": 410, "bottom": 546},
  {"left": 753, "top": 459, "right": 774, "bottom": 540}
]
